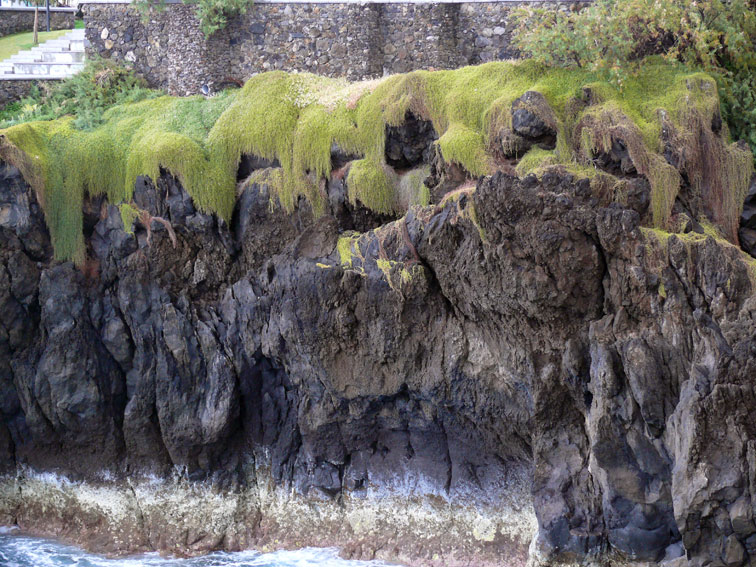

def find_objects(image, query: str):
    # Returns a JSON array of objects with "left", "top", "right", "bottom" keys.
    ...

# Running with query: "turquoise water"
[{"left": 0, "top": 530, "right": 398, "bottom": 567}]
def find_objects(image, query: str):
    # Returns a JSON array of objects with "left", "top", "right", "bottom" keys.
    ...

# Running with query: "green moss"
[
  {"left": 437, "top": 124, "right": 489, "bottom": 177},
  {"left": 397, "top": 166, "right": 431, "bottom": 209},
  {"left": 515, "top": 147, "right": 558, "bottom": 177},
  {"left": 400, "top": 265, "right": 420, "bottom": 285},
  {"left": 346, "top": 159, "right": 397, "bottom": 214},
  {"left": 1, "top": 59, "right": 751, "bottom": 262},
  {"left": 118, "top": 203, "right": 140, "bottom": 234}
]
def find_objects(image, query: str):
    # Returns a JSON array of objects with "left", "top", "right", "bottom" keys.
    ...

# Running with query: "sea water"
[{"left": 0, "top": 529, "right": 400, "bottom": 567}]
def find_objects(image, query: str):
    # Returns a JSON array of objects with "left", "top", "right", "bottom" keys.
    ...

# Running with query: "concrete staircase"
[{"left": 0, "top": 28, "right": 85, "bottom": 80}]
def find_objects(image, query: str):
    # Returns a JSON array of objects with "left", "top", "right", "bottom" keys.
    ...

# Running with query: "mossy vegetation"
[
  {"left": 0, "top": 59, "right": 751, "bottom": 262},
  {"left": 397, "top": 166, "right": 431, "bottom": 210},
  {"left": 337, "top": 232, "right": 363, "bottom": 270},
  {"left": 118, "top": 203, "right": 140, "bottom": 235},
  {"left": 641, "top": 225, "right": 756, "bottom": 291},
  {"left": 337, "top": 227, "right": 423, "bottom": 292},
  {"left": 514, "top": 148, "right": 558, "bottom": 177}
]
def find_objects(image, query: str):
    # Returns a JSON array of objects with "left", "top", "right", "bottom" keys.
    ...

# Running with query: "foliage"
[
  {"left": 190, "top": 0, "right": 253, "bottom": 36},
  {"left": 0, "top": 58, "right": 159, "bottom": 131},
  {"left": 0, "top": 60, "right": 751, "bottom": 262},
  {"left": 0, "top": 102, "right": 23, "bottom": 124},
  {"left": 134, "top": 0, "right": 254, "bottom": 36},
  {"left": 720, "top": 68, "right": 756, "bottom": 156},
  {"left": 511, "top": 0, "right": 756, "bottom": 161}
]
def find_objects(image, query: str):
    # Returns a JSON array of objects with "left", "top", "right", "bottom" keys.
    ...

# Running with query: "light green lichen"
[
  {"left": 337, "top": 232, "right": 362, "bottom": 269},
  {"left": 375, "top": 257, "right": 422, "bottom": 292}
]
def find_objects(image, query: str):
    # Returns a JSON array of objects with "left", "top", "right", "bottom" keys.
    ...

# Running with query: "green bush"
[
  {"left": 512, "top": 0, "right": 756, "bottom": 161},
  {"left": 134, "top": 0, "right": 254, "bottom": 36},
  {"left": 720, "top": 68, "right": 756, "bottom": 156},
  {"left": 0, "top": 101, "right": 22, "bottom": 124},
  {"left": 0, "top": 58, "right": 160, "bottom": 130}
]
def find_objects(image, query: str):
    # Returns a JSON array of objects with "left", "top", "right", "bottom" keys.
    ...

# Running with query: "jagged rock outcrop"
[
  {"left": 740, "top": 176, "right": 756, "bottom": 258},
  {"left": 2, "top": 155, "right": 756, "bottom": 567}
]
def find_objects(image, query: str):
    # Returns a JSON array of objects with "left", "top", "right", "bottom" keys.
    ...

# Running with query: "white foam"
[
  {"left": 0, "top": 534, "right": 400, "bottom": 567},
  {"left": 0, "top": 525, "right": 19, "bottom": 533},
  {"left": 2, "top": 467, "right": 536, "bottom": 563}
]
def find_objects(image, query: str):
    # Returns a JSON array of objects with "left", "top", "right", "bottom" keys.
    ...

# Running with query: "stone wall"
[
  {"left": 0, "top": 79, "right": 42, "bottom": 107},
  {"left": 0, "top": 7, "right": 76, "bottom": 37},
  {"left": 81, "top": 1, "right": 589, "bottom": 96}
]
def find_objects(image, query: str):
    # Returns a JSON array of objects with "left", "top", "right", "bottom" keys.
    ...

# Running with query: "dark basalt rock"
[
  {"left": 510, "top": 90, "right": 558, "bottom": 151},
  {"left": 236, "top": 154, "right": 280, "bottom": 181},
  {"left": 592, "top": 137, "right": 638, "bottom": 175},
  {"left": 511, "top": 91, "right": 556, "bottom": 140},
  {"left": 385, "top": 112, "right": 438, "bottom": 169},
  {"left": 740, "top": 175, "right": 756, "bottom": 258},
  {"left": 3, "top": 158, "right": 756, "bottom": 567}
]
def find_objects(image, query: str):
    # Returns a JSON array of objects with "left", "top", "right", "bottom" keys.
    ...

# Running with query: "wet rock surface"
[{"left": 2, "top": 158, "right": 756, "bottom": 567}]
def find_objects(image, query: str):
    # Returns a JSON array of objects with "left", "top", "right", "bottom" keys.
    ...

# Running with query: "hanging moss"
[
  {"left": 118, "top": 202, "right": 140, "bottom": 235},
  {"left": 0, "top": 59, "right": 751, "bottom": 262},
  {"left": 346, "top": 159, "right": 398, "bottom": 215},
  {"left": 397, "top": 165, "right": 431, "bottom": 209}
]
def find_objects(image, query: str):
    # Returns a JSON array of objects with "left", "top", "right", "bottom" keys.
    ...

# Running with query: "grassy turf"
[
  {"left": 0, "top": 29, "right": 72, "bottom": 62},
  {"left": 0, "top": 59, "right": 752, "bottom": 263}
]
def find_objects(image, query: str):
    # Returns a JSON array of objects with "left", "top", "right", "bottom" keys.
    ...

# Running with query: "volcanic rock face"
[{"left": 2, "top": 157, "right": 756, "bottom": 567}]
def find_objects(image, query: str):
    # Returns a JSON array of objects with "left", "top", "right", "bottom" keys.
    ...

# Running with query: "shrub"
[
  {"left": 512, "top": 0, "right": 756, "bottom": 161},
  {"left": 0, "top": 58, "right": 159, "bottom": 130},
  {"left": 134, "top": 0, "right": 254, "bottom": 36}
]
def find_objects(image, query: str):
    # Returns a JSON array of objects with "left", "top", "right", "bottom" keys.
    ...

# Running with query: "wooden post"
[{"left": 33, "top": 7, "right": 39, "bottom": 45}]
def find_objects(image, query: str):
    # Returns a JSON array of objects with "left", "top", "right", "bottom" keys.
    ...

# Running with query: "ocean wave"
[{"left": 0, "top": 534, "right": 400, "bottom": 567}]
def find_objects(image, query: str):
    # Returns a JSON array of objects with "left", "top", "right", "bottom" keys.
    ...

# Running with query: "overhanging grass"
[{"left": 0, "top": 59, "right": 751, "bottom": 262}]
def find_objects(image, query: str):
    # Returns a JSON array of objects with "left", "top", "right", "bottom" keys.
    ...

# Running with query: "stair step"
[
  {"left": 41, "top": 52, "right": 85, "bottom": 63},
  {"left": 0, "top": 30, "right": 87, "bottom": 80},
  {"left": 28, "top": 46, "right": 85, "bottom": 55},
  {"left": 10, "top": 62, "right": 84, "bottom": 75},
  {"left": 10, "top": 51, "right": 85, "bottom": 63}
]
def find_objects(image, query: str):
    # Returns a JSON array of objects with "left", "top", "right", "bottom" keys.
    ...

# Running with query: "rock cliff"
[
  {"left": 2, "top": 140, "right": 756, "bottom": 566},
  {"left": 2, "top": 61, "right": 756, "bottom": 567}
]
